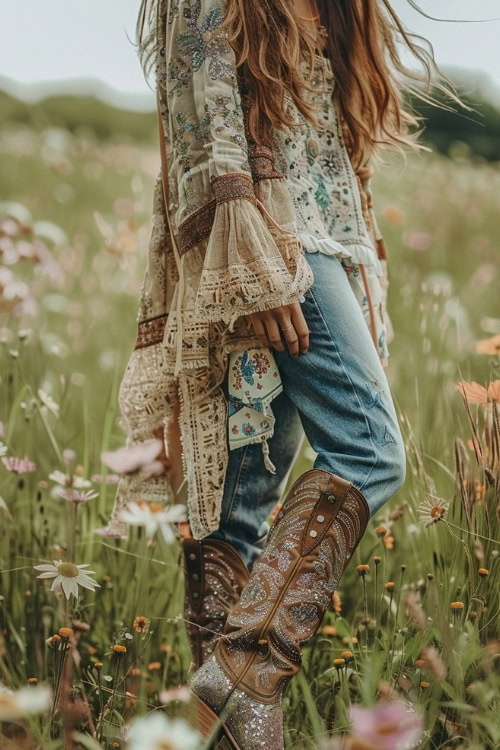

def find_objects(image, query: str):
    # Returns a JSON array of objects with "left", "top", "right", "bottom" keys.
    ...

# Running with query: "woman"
[{"left": 107, "top": 0, "right": 460, "bottom": 746}]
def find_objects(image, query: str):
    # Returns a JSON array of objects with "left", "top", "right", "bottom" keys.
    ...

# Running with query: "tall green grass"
[{"left": 0, "top": 121, "right": 498, "bottom": 748}]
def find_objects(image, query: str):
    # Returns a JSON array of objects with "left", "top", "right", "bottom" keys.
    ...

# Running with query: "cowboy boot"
[
  {"left": 183, "top": 538, "right": 250, "bottom": 671},
  {"left": 189, "top": 469, "right": 370, "bottom": 749}
]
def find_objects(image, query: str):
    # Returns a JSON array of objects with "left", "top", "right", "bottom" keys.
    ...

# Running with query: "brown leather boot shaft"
[
  {"left": 214, "top": 469, "right": 370, "bottom": 703},
  {"left": 183, "top": 538, "right": 250, "bottom": 670}
]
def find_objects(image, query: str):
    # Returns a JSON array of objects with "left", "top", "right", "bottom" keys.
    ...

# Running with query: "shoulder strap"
[{"left": 157, "top": 93, "right": 173, "bottom": 234}]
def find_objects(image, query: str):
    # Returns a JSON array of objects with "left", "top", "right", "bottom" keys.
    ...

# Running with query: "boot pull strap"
[{"left": 301, "top": 482, "right": 350, "bottom": 557}]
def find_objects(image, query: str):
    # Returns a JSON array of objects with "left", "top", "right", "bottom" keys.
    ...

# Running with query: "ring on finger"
[{"left": 281, "top": 324, "right": 294, "bottom": 332}]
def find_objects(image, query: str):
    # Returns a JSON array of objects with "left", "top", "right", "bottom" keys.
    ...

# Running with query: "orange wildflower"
[
  {"left": 382, "top": 206, "right": 404, "bottom": 225},
  {"left": 475, "top": 334, "right": 500, "bottom": 356},
  {"left": 456, "top": 381, "right": 488, "bottom": 406},
  {"left": 133, "top": 616, "right": 150, "bottom": 633},
  {"left": 322, "top": 625, "right": 338, "bottom": 637},
  {"left": 332, "top": 592, "right": 342, "bottom": 614},
  {"left": 384, "top": 534, "right": 394, "bottom": 550}
]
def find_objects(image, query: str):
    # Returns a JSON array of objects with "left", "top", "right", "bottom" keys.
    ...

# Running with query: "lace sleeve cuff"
[{"left": 193, "top": 173, "right": 314, "bottom": 326}]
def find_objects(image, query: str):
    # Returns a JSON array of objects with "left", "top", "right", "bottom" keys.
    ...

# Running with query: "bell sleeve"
[{"left": 162, "top": 0, "right": 313, "bottom": 326}]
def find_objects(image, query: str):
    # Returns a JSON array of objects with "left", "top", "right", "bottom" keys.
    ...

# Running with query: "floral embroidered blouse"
[{"left": 106, "top": 0, "right": 391, "bottom": 541}]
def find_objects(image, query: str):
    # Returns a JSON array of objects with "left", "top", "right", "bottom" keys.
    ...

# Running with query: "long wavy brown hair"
[{"left": 138, "top": 0, "right": 464, "bottom": 169}]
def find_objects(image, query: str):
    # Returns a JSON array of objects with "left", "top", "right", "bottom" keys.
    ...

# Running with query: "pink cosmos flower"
[
  {"left": 403, "top": 231, "right": 431, "bottom": 251},
  {"left": 93, "top": 526, "right": 124, "bottom": 539},
  {"left": 349, "top": 702, "right": 424, "bottom": 750},
  {"left": 2, "top": 456, "right": 36, "bottom": 474},
  {"left": 91, "top": 473, "right": 120, "bottom": 485},
  {"left": 55, "top": 488, "right": 98, "bottom": 504},
  {"left": 101, "top": 439, "right": 169, "bottom": 476}
]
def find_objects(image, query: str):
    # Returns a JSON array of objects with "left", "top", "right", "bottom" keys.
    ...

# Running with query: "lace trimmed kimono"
[{"left": 106, "top": 0, "right": 391, "bottom": 540}]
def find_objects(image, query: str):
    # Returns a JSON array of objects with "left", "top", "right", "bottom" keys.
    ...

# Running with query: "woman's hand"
[{"left": 246, "top": 302, "right": 309, "bottom": 358}]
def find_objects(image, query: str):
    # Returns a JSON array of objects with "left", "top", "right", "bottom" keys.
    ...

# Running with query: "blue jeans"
[{"left": 209, "top": 252, "right": 406, "bottom": 568}]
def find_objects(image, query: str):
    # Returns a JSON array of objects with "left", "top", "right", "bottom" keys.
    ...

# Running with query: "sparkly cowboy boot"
[
  {"left": 189, "top": 469, "right": 370, "bottom": 750},
  {"left": 183, "top": 538, "right": 250, "bottom": 671}
]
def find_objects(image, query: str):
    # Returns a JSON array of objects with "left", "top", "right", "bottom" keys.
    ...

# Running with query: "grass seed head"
[
  {"left": 332, "top": 592, "right": 342, "bottom": 613},
  {"left": 420, "top": 646, "right": 446, "bottom": 680}
]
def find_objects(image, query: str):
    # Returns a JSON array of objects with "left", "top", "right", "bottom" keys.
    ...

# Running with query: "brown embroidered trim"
[
  {"left": 210, "top": 173, "right": 256, "bottom": 204},
  {"left": 178, "top": 174, "right": 257, "bottom": 255},
  {"left": 135, "top": 314, "right": 168, "bottom": 350},
  {"left": 179, "top": 200, "right": 216, "bottom": 256},
  {"left": 248, "top": 146, "right": 285, "bottom": 183}
]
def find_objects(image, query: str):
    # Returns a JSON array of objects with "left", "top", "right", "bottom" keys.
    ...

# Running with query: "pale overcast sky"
[{"left": 1, "top": 0, "right": 499, "bottom": 108}]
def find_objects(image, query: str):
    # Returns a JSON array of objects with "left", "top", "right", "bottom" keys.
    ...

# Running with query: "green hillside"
[
  {"left": 0, "top": 88, "right": 157, "bottom": 143},
  {"left": 1, "top": 80, "right": 499, "bottom": 159}
]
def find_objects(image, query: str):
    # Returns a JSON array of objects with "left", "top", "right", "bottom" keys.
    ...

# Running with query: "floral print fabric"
[{"left": 228, "top": 349, "right": 282, "bottom": 471}]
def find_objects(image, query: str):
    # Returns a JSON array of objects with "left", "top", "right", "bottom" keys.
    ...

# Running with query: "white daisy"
[
  {"left": 37, "top": 388, "right": 60, "bottom": 417},
  {"left": 118, "top": 502, "right": 186, "bottom": 544},
  {"left": 0, "top": 683, "right": 52, "bottom": 720},
  {"left": 49, "top": 470, "right": 91, "bottom": 489},
  {"left": 417, "top": 497, "right": 449, "bottom": 528},
  {"left": 34, "top": 560, "right": 100, "bottom": 599},
  {"left": 127, "top": 712, "right": 202, "bottom": 750}
]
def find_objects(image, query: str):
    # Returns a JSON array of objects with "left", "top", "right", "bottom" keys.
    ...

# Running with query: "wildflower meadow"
[{"left": 0, "top": 116, "right": 499, "bottom": 749}]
